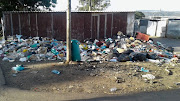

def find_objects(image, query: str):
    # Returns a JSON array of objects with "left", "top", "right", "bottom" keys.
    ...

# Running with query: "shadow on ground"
[{"left": 0, "top": 60, "right": 96, "bottom": 91}]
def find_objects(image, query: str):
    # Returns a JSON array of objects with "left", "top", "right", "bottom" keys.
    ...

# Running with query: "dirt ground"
[{"left": 1, "top": 59, "right": 180, "bottom": 96}]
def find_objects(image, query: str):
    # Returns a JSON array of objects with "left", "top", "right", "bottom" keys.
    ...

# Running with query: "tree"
[
  {"left": 76, "top": 0, "right": 110, "bottom": 11},
  {"left": 0, "top": 0, "right": 57, "bottom": 16},
  {"left": 135, "top": 11, "right": 145, "bottom": 19}
]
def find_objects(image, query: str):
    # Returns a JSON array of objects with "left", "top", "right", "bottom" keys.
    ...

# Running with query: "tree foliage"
[
  {"left": 135, "top": 11, "right": 145, "bottom": 19},
  {"left": 77, "top": 0, "right": 110, "bottom": 11},
  {"left": 0, "top": 0, "right": 57, "bottom": 16}
]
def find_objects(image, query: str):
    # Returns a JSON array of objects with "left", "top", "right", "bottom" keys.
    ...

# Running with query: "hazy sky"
[{"left": 52, "top": 0, "right": 180, "bottom": 11}]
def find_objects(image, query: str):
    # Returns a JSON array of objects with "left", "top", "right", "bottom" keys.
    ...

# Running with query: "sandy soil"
[{"left": 1, "top": 60, "right": 180, "bottom": 96}]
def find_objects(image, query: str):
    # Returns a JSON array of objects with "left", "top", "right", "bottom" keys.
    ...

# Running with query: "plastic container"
[{"left": 71, "top": 40, "right": 81, "bottom": 61}]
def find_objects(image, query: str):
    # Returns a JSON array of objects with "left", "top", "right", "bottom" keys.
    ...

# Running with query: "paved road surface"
[{"left": 152, "top": 37, "right": 180, "bottom": 54}]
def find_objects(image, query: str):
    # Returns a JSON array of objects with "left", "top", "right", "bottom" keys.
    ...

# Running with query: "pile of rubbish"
[
  {"left": 79, "top": 32, "right": 179, "bottom": 64},
  {"left": 0, "top": 35, "right": 67, "bottom": 62},
  {"left": 0, "top": 32, "right": 179, "bottom": 64}
]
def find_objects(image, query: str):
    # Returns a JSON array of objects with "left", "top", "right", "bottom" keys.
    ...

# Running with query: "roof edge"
[{"left": 3, "top": 10, "right": 136, "bottom": 14}]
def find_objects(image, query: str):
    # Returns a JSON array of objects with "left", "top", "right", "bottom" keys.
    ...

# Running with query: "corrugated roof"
[{"left": 3, "top": 10, "right": 135, "bottom": 14}]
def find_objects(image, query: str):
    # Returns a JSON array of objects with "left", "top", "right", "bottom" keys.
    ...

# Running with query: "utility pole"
[
  {"left": 89, "top": 0, "right": 92, "bottom": 11},
  {"left": 66, "top": 0, "right": 71, "bottom": 63}
]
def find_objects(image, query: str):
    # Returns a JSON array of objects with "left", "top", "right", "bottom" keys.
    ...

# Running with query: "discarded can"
[{"left": 51, "top": 70, "right": 60, "bottom": 75}]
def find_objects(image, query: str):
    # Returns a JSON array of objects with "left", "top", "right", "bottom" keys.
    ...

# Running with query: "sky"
[{"left": 52, "top": 0, "right": 180, "bottom": 11}]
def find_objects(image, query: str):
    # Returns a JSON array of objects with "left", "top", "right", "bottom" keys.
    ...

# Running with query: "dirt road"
[{"left": 0, "top": 38, "right": 180, "bottom": 101}]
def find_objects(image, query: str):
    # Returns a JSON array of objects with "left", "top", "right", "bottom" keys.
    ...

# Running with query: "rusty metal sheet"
[
  {"left": 37, "top": 13, "right": 52, "bottom": 37},
  {"left": 19, "top": 13, "right": 30, "bottom": 37},
  {"left": 4, "top": 14, "right": 11, "bottom": 36},
  {"left": 83, "top": 13, "right": 91, "bottom": 40},
  {"left": 92, "top": 16, "right": 98, "bottom": 39},
  {"left": 53, "top": 12, "right": 66, "bottom": 40},
  {"left": 99, "top": 15, "right": 105, "bottom": 39},
  {"left": 71, "top": 13, "right": 85, "bottom": 41},
  {"left": 29, "top": 13, "right": 38, "bottom": 37},
  {"left": 113, "top": 13, "right": 127, "bottom": 35},
  {"left": 3, "top": 12, "right": 130, "bottom": 41},
  {"left": 12, "top": 13, "right": 19, "bottom": 35},
  {"left": 106, "top": 14, "right": 112, "bottom": 38}
]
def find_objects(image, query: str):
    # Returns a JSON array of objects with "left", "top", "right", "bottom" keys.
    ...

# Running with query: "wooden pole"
[{"left": 66, "top": 0, "right": 71, "bottom": 63}]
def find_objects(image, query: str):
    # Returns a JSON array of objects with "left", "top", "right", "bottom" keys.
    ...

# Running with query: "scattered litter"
[
  {"left": 30, "top": 71, "right": 39, "bottom": 74},
  {"left": 2, "top": 57, "right": 9, "bottom": 61},
  {"left": 175, "top": 82, "right": 180, "bottom": 85},
  {"left": 12, "top": 65, "right": 24, "bottom": 73},
  {"left": 0, "top": 33, "right": 178, "bottom": 64},
  {"left": 110, "top": 58, "right": 117, "bottom": 62},
  {"left": 52, "top": 70, "right": 60, "bottom": 75},
  {"left": 9, "top": 59, "right": 15, "bottom": 62},
  {"left": 140, "top": 67, "right": 149, "bottom": 72},
  {"left": 115, "top": 77, "right": 125, "bottom": 83},
  {"left": 142, "top": 74, "right": 155, "bottom": 80},
  {"left": 148, "top": 59, "right": 161, "bottom": 64},
  {"left": 110, "top": 87, "right": 117, "bottom": 92},
  {"left": 19, "top": 57, "right": 27, "bottom": 62},
  {"left": 118, "top": 54, "right": 130, "bottom": 62},
  {"left": 165, "top": 69, "right": 173, "bottom": 75},
  {"left": 12, "top": 74, "right": 17, "bottom": 77}
]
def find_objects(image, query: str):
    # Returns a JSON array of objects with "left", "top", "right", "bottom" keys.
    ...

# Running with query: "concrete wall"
[
  {"left": 126, "top": 12, "right": 135, "bottom": 36},
  {"left": 147, "top": 21, "right": 157, "bottom": 36},
  {"left": 156, "top": 20, "right": 167, "bottom": 37},
  {"left": 167, "top": 19, "right": 180, "bottom": 38}
]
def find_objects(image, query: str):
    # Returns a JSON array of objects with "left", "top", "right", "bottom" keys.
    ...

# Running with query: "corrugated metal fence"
[{"left": 3, "top": 11, "right": 131, "bottom": 41}]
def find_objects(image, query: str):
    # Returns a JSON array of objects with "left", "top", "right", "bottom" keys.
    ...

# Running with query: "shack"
[
  {"left": 167, "top": 18, "right": 180, "bottom": 38},
  {"left": 139, "top": 17, "right": 168, "bottom": 37},
  {"left": 2, "top": 11, "right": 135, "bottom": 40},
  {"left": 139, "top": 16, "right": 180, "bottom": 38}
]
